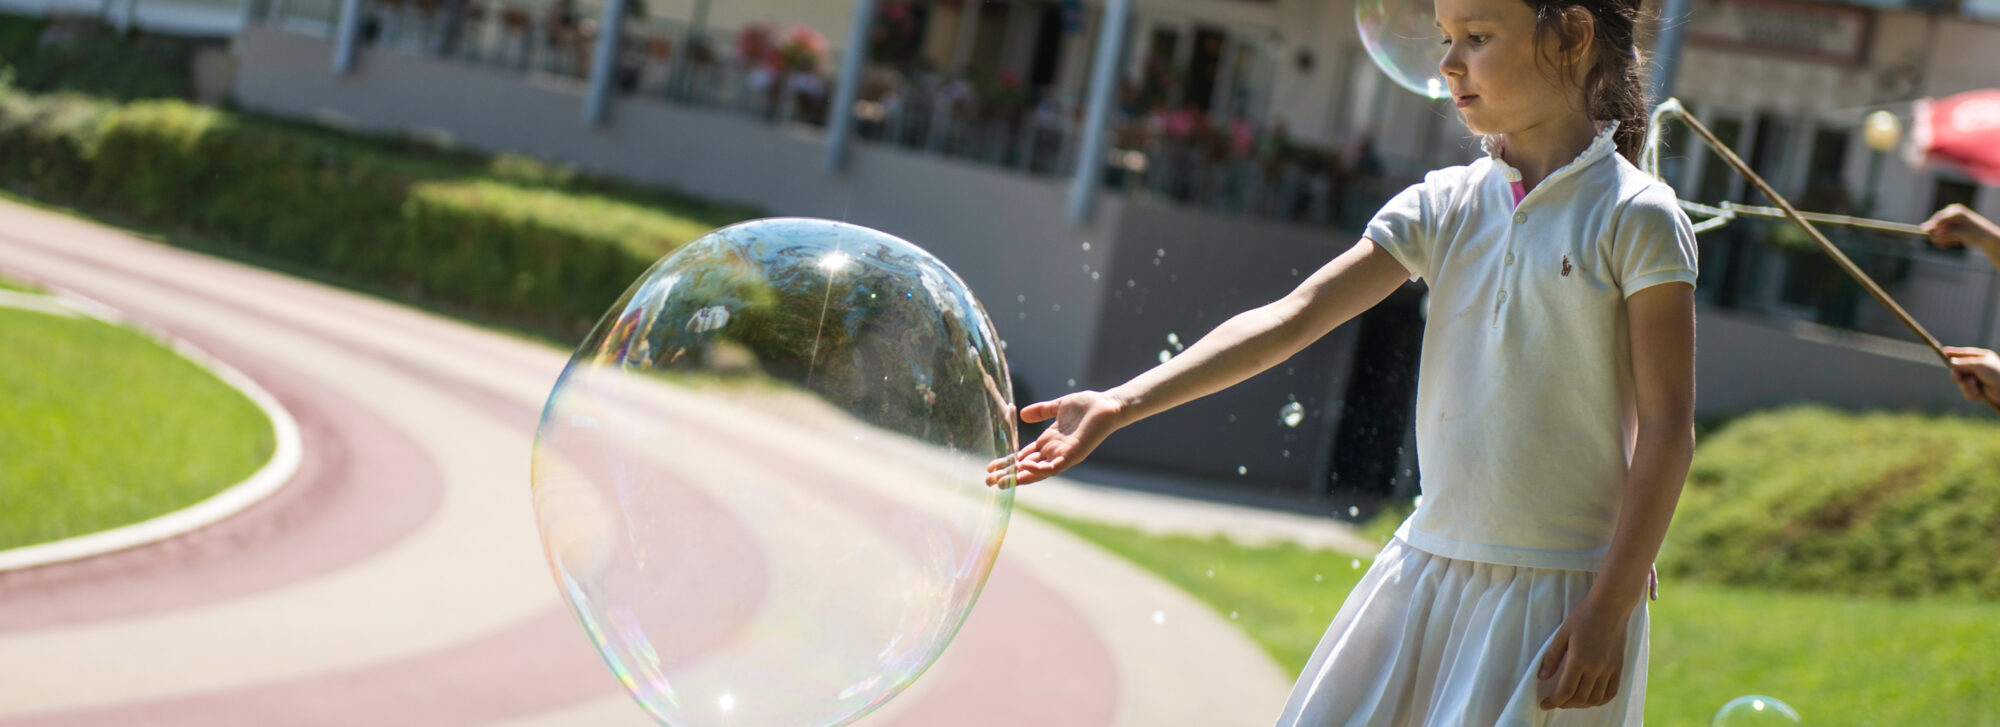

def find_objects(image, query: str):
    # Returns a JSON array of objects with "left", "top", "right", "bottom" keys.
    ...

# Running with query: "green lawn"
[
  {"left": 0, "top": 272, "right": 37, "bottom": 292},
  {"left": 1025, "top": 507, "right": 2000, "bottom": 726},
  {"left": 0, "top": 306, "right": 274, "bottom": 550}
]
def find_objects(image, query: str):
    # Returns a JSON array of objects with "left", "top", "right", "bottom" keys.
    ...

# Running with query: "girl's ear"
[{"left": 1558, "top": 7, "right": 1597, "bottom": 68}]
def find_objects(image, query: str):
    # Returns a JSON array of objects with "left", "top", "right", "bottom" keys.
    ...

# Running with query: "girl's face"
[{"left": 1434, "top": 0, "right": 1590, "bottom": 138}]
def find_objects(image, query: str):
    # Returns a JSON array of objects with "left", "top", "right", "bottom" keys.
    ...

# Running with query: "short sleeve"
[
  {"left": 1364, "top": 183, "right": 1430, "bottom": 283},
  {"left": 1613, "top": 185, "right": 1699, "bottom": 297}
]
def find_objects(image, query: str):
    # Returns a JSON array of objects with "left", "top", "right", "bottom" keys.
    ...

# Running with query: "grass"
[
  {"left": 0, "top": 271, "right": 37, "bottom": 292},
  {"left": 0, "top": 306, "right": 274, "bottom": 550},
  {"left": 1024, "top": 506, "right": 2000, "bottom": 726}
]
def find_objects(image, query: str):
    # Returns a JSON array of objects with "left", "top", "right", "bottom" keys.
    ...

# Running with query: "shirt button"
[
  {"left": 1498, "top": 290, "right": 1509, "bottom": 302},
  {"left": 1505, "top": 253, "right": 1515, "bottom": 265},
  {"left": 1513, "top": 212, "right": 1526, "bottom": 224}
]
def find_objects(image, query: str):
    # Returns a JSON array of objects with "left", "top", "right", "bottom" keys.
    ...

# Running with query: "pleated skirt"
[{"left": 1273, "top": 537, "right": 1648, "bottom": 727}]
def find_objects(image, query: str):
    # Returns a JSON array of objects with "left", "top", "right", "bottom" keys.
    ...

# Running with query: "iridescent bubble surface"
[
  {"left": 1712, "top": 695, "right": 1802, "bottom": 727},
  {"left": 1357, "top": 0, "right": 1449, "bottom": 99},
  {"left": 531, "top": 218, "right": 1017, "bottom": 727}
]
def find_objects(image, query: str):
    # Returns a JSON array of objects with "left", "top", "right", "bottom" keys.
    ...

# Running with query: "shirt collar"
[{"left": 1480, "top": 120, "right": 1620, "bottom": 185}]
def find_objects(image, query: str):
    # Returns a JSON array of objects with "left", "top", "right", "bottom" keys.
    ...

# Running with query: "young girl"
[{"left": 990, "top": 0, "right": 1697, "bottom": 721}]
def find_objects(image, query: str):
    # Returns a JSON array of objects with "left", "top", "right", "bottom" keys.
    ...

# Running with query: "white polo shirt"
[{"left": 1364, "top": 124, "right": 1699, "bottom": 571}]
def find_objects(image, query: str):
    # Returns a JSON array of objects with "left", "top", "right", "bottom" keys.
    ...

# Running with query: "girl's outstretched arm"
[
  {"left": 987, "top": 238, "right": 1412, "bottom": 486},
  {"left": 1539, "top": 281, "right": 1697, "bottom": 709}
]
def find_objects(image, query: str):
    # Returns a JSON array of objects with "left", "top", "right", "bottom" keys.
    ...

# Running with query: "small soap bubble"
[
  {"left": 1152, "top": 611, "right": 1166, "bottom": 625},
  {"left": 1348, "top": 506, "right": 1360, "bottom": 517},
  {"left": 1350, "top": 559, "right": 1361, "bottom": 570},
  {"left": 1712, "top": 695, "right": 1801, "bottom": 727},
  {"left": 1313, "top": 574, "right": 1322, "bottom": 582},
  {"left": 1159, "top": 350, "right": 1173, "bottom": 364},
  {"left": 1081, "top": 241, "right": 1091, "bottom": 251},
  {"left": 1237, "top": 465, "right": 1248, "bottom": 475},
  {"left": 1280, "top": 401, "right": 1305, "bottom": 428}
]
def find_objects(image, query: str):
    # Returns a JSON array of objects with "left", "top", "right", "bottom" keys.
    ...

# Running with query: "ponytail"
[{"left": 1529, "top": 0, "right": 1650, "bottom": 163}]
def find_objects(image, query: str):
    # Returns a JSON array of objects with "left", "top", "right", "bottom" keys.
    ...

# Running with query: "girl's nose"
[
  {"left": 1438, "top": 45, "right": 1466, "bottom": 79},
  {"left": 1440, "top": 42, "right": 1472, "bottom": 79}
]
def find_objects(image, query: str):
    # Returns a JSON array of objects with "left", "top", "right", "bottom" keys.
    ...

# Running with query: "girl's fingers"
[
  {"left": 1542, "top": 665, "right": 1580, "bottom": 710},
  {"left": 1582, "top": 672, "right": 1611, "bottom": 707},
  {"left": 1019, "top": 400, "right": 1060, "bottom": 423},
  {"left": 1537, "top": 633, "right": 1568, "bottom": 680}
]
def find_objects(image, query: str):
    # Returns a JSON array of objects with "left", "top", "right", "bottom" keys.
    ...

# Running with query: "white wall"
[
  {"left": 644, "top": 0, "right": 856, "bottom": 42},
  {"left": 1698, "top": 309, "right": 1993, "bottom": 417}
]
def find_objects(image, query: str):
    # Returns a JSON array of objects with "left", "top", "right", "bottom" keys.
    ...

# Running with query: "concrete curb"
[{"left": 0, "top": 287, "right": 305, "bottom": 573}]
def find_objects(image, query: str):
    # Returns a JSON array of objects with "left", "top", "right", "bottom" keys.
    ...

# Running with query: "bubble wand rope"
[{"left": 1645, "top": 99, "right": 2000, "bottom": 414}]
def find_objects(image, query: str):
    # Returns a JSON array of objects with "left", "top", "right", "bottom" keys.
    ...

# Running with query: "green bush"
[
  {"left": 1660, "top": 406, "right": 2000, "bottom": 599},
  {"left": 0, "top": 16, "right": 197, "bottom": 101},
  {"left": 0, "top": 90, "right": 758, "bottom": 338}
]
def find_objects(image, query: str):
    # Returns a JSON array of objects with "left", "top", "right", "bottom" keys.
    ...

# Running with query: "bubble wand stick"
[{"left": 1643, "top": 99, "right": 2000, "bottom": 415}]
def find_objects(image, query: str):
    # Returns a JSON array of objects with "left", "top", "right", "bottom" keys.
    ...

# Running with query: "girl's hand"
[
  {"left": 1944, "top": 346, "right": 2000, "bottom": 405},
  {"left": 984, "top": 391, "right": 1128, "bottom": 487},
  {"left": 1537, "top": 594, "right": 1634, "bottom": 710}
]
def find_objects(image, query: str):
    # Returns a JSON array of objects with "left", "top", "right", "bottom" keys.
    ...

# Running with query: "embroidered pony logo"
[{"left": 1561, "top": 254, "right": 1573, "bottom": 277}]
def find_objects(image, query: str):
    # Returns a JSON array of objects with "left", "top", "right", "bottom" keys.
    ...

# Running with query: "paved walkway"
[{"left": 0, "top": 199, "right": 1377, "bottom": 727}]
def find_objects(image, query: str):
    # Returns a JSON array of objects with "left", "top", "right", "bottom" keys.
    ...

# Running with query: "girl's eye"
[{"left": 1466, "top": 34, "right": 1488, "bottom": 45}]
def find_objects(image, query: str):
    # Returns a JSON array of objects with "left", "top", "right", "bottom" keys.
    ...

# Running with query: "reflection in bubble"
[{"left": 533, "top": 218, "right": 1016, "bottom": 727}]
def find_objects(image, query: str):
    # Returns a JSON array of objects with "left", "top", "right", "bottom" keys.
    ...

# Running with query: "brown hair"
[{"left": 1524, "top": 0, "right": 1650, "bottom": 163}]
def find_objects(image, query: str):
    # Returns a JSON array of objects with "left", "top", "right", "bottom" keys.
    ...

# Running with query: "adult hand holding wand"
[{"left": 1656, "top": 101, "right": 2000, "bottom": 415}]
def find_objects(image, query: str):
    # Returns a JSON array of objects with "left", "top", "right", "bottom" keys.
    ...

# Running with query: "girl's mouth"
[{"left": 1455, "top": 94, "right": 1479, "bottom": 109}]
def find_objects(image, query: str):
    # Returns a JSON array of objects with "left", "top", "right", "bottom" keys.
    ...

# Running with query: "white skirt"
[{"left": 1273, "top": 538, "right": 1648, "bottom": 727}]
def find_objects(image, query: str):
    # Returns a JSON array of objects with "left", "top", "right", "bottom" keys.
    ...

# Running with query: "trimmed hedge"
[
  {"left": 0, "top": 15, "right": 196, "bottom": 101},
  {"left": 1660, "top": 406, "right": 2000, "bottom": 599},
  {"left": 0, "top": 89, "right": 757, "bottom": 337}
]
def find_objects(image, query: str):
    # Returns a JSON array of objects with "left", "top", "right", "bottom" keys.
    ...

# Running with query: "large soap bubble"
[
  {"left": 1357, "top": 0, "right": 1448, "bottom": 99},
  {"left": 532, "top": 218, "right": 1017, "bottom": 727},
  {"left": 1713, "top": 695, "right": 1803, "bottom": 727}
]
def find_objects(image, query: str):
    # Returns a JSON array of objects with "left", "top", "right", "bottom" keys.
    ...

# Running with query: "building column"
[
  {"left": 332, "top": 0, "right": 366, "bottom": 74},
  {"left": 1066, "top": 0, "right": 1133, "bottom": 224},
  {"left": 951, "top": 0, "right": 983, "bottom": 74},
  {"left": 824, "top": 0, "right": 879, "bottom": 171},
  {"left": 584, "top": 0, "right": 630, "bottom": 126}
]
